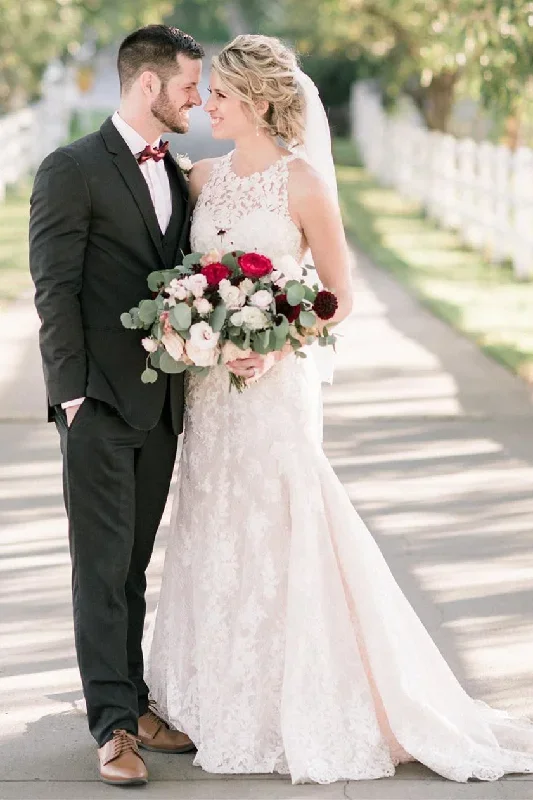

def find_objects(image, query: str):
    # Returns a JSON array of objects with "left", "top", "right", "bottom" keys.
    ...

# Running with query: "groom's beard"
[{"left": 151, "top": 86, "right": 191, "bottom": 134}]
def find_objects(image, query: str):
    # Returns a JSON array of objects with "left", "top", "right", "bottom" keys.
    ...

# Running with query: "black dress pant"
[{"left": 55, "top": 395, "right": 177, "bottom": 746}]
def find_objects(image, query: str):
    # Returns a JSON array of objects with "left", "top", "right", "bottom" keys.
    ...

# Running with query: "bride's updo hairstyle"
[{"left": 212, "top": 35, "right": 305, "bottom": 146}]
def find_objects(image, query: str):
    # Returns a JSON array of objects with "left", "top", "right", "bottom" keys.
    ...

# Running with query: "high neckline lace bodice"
[{"left": 190, "top": 150, "right": 303, "bottom": 261}]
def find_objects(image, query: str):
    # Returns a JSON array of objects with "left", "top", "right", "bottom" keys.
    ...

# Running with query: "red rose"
[
  {"left": 201, "top": 262, "right": 232, "bottom": 286},
  {"left": 238, "top": 252, "right": 273, "bottom": 279},
  {"left": 313, "top": 290, "right": 338, "bottom": 320},
  {"left": 275, "top": 293, "right": 301, "bottom": 323}
]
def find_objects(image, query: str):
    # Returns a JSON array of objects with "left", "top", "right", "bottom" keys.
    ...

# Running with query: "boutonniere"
[{"left": 176, "top": 153, "right": 193, "bottom": 178}]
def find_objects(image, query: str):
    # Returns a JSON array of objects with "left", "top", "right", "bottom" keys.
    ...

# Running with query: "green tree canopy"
[
  {"left": 281, "top": 0, "right": 533, "bottom": 131},
  {"left": 0, "top": 0, "right": 173, "bottom": 112}
]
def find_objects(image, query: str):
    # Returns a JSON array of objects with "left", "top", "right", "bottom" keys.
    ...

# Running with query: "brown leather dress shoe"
[
  {"left": 98, "top": 729, "right": 148, "bottom": 786},
  {"left": 138, "top": 709, "right": 196, "bottom": 754}
]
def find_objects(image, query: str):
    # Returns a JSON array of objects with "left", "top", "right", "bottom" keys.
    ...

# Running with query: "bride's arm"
[{"left": 289, "top": 161, "right": 354, "bottom": 328}]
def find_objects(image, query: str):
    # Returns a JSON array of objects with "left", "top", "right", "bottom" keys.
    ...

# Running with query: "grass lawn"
[
  {"left": 334, "top": 138, "right": 533, "bottom": 383},
  {"left": 0, "top": 181, "right": 31, "bottom": 310}
]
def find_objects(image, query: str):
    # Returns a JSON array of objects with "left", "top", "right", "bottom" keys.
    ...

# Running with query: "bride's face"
[{"left": 205, "top": 70, "right": 257, "bottom": 140}]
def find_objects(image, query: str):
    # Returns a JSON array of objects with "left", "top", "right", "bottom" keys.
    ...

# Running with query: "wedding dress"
[{"left": 144, "top": 150, "right": 533, "bottom": 784}]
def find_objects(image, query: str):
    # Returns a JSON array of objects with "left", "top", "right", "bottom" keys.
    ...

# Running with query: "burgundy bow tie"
[{"left": 137, "top": 140, "right": 169, "bottom": 164}]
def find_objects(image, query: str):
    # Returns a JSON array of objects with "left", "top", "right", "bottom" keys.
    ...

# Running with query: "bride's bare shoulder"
[
  {"left": 189, "top": 157, "right": 222, "bottom": 202},
  {"left": 287, "top": 156, "right": 331, "bottom": 202}
]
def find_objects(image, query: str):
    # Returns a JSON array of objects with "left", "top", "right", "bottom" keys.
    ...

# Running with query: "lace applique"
[{"left": 190, "top": 151, "right": 303, "bottom": 261}]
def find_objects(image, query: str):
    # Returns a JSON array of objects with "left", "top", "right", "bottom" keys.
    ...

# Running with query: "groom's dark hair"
[{"left": 118, "top": 25, "right": 204, "bottom": 92}]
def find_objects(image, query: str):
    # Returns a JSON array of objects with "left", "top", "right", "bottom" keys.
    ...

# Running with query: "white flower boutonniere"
[{"left": 176, "top": 153, "right": 193, "bottom": 177}]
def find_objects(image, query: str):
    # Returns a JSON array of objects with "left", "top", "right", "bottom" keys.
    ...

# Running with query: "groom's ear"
[{"left": 139, "top": 70, "right": 162, "bottom": 97}]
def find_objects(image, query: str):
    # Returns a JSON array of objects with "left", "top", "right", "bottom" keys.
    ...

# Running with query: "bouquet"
[{"left": 120, "top": 248, "right": 338, "bottom": 391}]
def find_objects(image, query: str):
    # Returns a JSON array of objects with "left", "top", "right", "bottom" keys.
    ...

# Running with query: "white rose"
[
  {"left": 250, "top": 289, "right": 273, "bottom": 311},
  {"left": 229, "top": 311, "right": 243, "bottom": 327},
  {"left": 194, "top": 298, "right": 213, "bottom": 316},
  {"left": 189, "top": 321, "right": 220, "bottom": 350},
  {"left": 183, "top": 273, "right": 208, "bottom": 298},
  {"left": 239, "top": 278, "right": 255, "bottom": 296},
  {"left": 161, "top": 332, "right": 185, "bottom": 362},
  {"left": 272, "top": 254, "right": 304, "bottom": 281},
  {"left": 141, "top": 337, "right": 158, "bottom": 353},
  {"left": 176, "top": 153, "right": 193, "bottom": 173},
  {"left": 167, "top": 278, "right": 189, "bottom": 300},
  {"left": 222, "top": 341, "right": 252, "bottom": 364},
  {"left": 241, "top": 306, "right": 269, "bottom": 331},
  {"left": 186, "top": 341, "right": 219, "bottom": 367},
  {"left": 218, "top": 280, "right": 245, "bottom": 309}
]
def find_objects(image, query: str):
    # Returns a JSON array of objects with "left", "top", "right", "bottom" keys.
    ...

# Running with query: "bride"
[{"left": 144, "top": 34, "right": 533, "bottom": 784}]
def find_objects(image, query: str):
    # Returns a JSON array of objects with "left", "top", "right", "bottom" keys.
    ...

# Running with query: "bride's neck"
[{"left": 231, "top": 133, "right": 287, "bottom": 172}]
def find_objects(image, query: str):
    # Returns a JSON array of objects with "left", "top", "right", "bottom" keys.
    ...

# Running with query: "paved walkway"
[{"left": 1, "top": 248, "right": 533, "bottom": 800}]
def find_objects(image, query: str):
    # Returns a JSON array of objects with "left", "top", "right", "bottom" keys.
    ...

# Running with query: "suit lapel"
[
  {"left": 100, "top": 118, "right": 166, "bottom": 265},
  {"left": 164, "top": 149, "right": 189, "bottom": 203},
  {"left": 164, "top": 150, "right": 191, "bottom": 260}
]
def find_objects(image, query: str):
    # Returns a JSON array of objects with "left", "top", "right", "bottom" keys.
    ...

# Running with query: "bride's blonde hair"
[{"left": 212, "top": 35, "right": 305, "bottom": 146}]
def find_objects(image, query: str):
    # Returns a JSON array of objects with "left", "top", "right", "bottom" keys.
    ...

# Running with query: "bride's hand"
[{"left": 227, "top": 354, "right": 265, "bottom": 381}]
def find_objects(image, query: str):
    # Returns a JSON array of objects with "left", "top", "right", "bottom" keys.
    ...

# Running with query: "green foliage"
[
  {"left": 170, "top": 302, "right": 192, "bottom": 330},
  {"left": 141, "top": 367, "right": 158, "bottom": 383},
  {"left": 282, "top": 0, "right": 533, "bottom": 131},
  {"left": 0, "top": 0, "right": 172, "bottom": 112}
]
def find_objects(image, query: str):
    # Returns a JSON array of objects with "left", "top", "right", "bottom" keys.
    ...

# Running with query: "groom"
[{"left": 29, "top": 25, "right": 203, "bottom": 786}]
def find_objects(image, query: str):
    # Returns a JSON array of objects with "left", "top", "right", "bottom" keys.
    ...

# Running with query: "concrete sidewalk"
[{"left": 1, "top": 250, "right": 533, "bottom": 800}]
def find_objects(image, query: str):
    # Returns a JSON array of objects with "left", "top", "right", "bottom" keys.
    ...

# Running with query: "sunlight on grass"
[
  {"left": 0, "top": 183, "right": 31, "bottom": 309},
  {"left": 334, "top": 139, "right": 533, "bottom": 383}
]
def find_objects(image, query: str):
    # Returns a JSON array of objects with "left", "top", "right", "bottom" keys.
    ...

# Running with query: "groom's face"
[{"left": 151, "top": 54, "right": 202, "bottom": 134}]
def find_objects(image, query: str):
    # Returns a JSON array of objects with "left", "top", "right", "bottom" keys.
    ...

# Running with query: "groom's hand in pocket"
[{"left": 65, "top": 400, "right": 84, "bottom": 427}]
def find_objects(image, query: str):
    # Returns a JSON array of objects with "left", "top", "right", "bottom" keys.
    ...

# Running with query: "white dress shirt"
[{"left": 62, "top": 113, "right": 173, "bottom": 410}]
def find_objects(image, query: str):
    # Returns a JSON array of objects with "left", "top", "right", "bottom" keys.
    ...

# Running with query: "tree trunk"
[{"left": 422, "top": 71, "right": 458, "bottom": 133}]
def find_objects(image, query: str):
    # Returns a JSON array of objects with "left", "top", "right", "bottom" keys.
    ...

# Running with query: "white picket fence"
[
  {"left": 351, "top": 81, "right": 533, "bottom": 279},
  {"left": 0, "top": 61, "right": 77, "bottom": 201}
]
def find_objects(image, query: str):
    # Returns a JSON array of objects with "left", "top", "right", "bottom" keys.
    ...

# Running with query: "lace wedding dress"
[{"left": 144, "top": 151, "right": 533, "bottom": 784}]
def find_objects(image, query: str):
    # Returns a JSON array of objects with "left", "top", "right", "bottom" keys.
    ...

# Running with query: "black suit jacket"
[{"left": 29, "top": 117, "right": 190, "bottom": 432}]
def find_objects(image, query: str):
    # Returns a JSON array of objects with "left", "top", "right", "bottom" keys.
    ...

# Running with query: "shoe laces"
[{"left": 111, "top": 729, "right": 141, "bottom": 756}]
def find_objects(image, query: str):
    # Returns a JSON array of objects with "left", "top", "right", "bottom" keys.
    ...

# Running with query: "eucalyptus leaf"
[
  {"left": 147, "top": 270, "right": 164, "bottom": 292},
  {"left": 149, "top": 350, "right": 161, "bottom": 368},
  {"left": 295, "top": 350, "right": 308, "bottom": 359},
  {"left": 130, "top": 308, "right": 142, "bottom": 328},
  {"left": 138, "top": 299, "right": 158, "bottom": 325},
  {"left": 286, "top": 283, "right": 306, "bottom": 306},
  {"left": 170, "top": 303, "right": 192, "bottom": 331},
  {"left": 141, "top": 368, "right": 158, "bottom": 383},
  {"left": 159, "top": 351, "right": 187, "bottom": 373},
  {"left": 299, "top": 310, "right": 317, "bottom": 328},
  {"left": 182, "top": 252, "right": 203, "bottom": 269},
  {"left": 274, "top": 314, "right": 290, "bottom": 340},
  {"left": 221, "top": 253, "right": 238, "bottom": 271},
  {"left": 210, "top": 302, "right": 227, "bottom": 333},
  {"left": 120, "top": 312, "right": 133, "bottom": 329}
]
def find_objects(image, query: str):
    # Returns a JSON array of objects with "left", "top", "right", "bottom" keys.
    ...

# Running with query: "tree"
[
  {"left": 280, "top": 0, "right": 533, "bottom": 133},
  {"left": 0, "top": 0, "right": 172, "bottom": 113}
]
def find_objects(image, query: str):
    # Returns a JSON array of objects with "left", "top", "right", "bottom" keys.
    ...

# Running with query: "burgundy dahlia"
[
  {"left": 313, "top": 290, "right": 338, "bottom": 321},
  {"left": 275, "top": 293, "right": 301, "bottom": 323}
]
